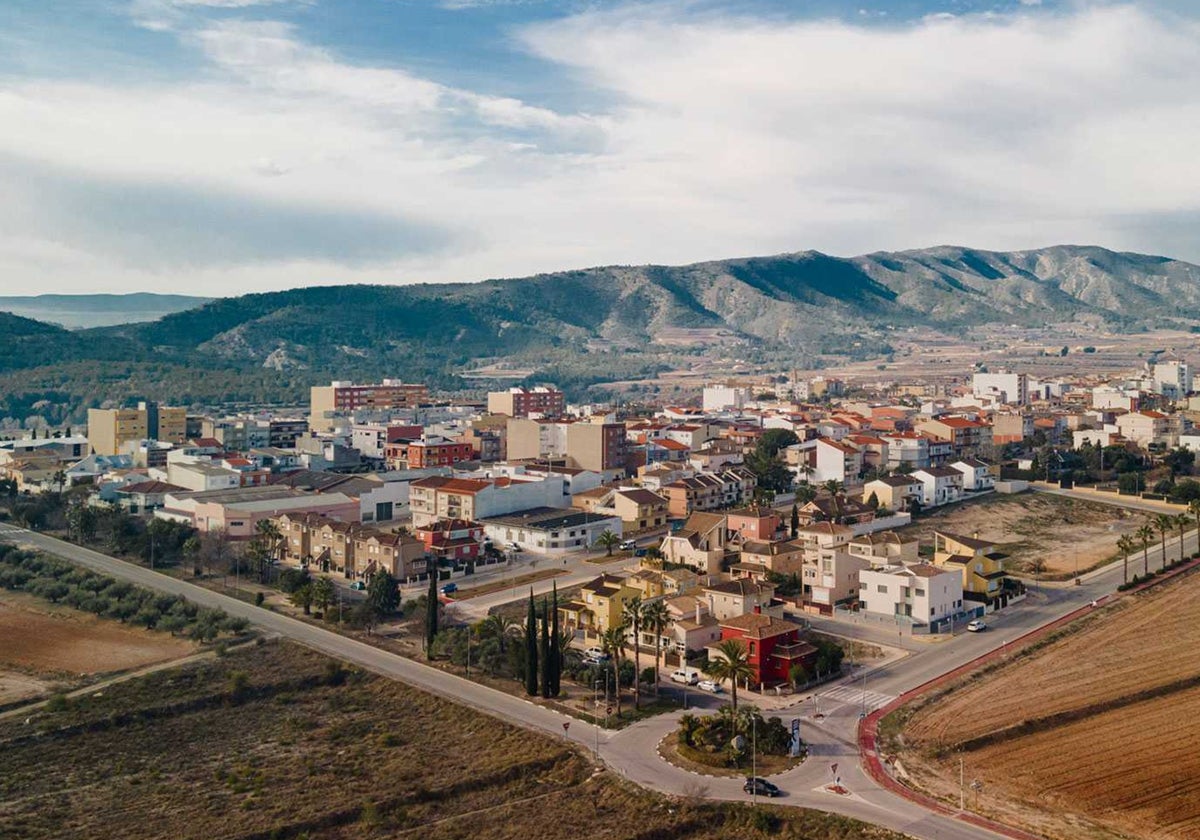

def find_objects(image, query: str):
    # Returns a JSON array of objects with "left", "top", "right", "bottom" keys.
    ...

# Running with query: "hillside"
[
  {"left": 1, "top": 244, "right": 1198, "bottom": 423},
  {"left": 0, "top": 293, "right": 210, "bottom": 329}
]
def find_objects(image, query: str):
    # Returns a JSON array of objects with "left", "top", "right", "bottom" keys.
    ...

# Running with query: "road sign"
[{"left": 562, "top": 722, "right": 570, "bottom": 735}]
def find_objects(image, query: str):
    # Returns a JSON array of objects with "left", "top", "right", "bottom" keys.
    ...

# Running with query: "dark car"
[{"left": 743, "top": 777, "right": 781, "bottom": 797}]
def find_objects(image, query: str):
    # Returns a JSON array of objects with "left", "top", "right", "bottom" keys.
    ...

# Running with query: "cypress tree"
[
  {"left": 425, "top": 568, "right": 438, "bottom": 658},
  {"left": 539, "top": 598, "right": 551, "bottom": 699},
  {"left": 524, "top": 589, "right": 539, "bottom": 696},
  {"left": 790, "top": 503, "right": 800, "bottom": 539},
  {"left": 549, "top": 582, "right": 561, "bottom": 697}
]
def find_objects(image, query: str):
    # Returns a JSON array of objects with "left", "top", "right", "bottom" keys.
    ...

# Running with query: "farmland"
[
  {"left": 888, "top": 568, "right": 1200, "bottom": 840},
  {"left": 0, "top": 640, "right": 906, "bottom": 840},
  {"left": 898, "top": 493, "right": 1149, "bottom": 578}
]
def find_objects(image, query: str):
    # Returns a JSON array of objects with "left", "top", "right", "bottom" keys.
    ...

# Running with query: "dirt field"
[
  {"left": 891, "top": 569, "right": 1200, "bottom": 840},
  {"left": 0, "top": 640, "right": 906, "bottom": 840},
  {"left": 898, "top": 493, "right": 1150, "bottom": 578},
  {"left": 0, "top": 592, "right": 195, "bottom": 676},
  {"left": 0, "top": 671, "right": 55, "bottom": 707}
]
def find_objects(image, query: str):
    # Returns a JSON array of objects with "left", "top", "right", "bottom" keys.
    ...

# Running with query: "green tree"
[
  {"left": 539, "top": 599, "right": 551, "bottom": 699},
  {"left": 1137, "top": 523, "right": 1154, "bottom": 576},
  {"left": 290, "top": 583, "right": 314, "bottom": 615},
  {"left": 1155, "top": 514, "right": 1173, "bottom": 572},
  {"left": 601, "top": 623, "right": 627, "bottom": 717},
  {"left": 642, "top": 598, "right": 669, "bottom": 696},
  {"left": 524, "top": 589, "right": 539, "bottom": 696},
  {"left": 1116, "top": 534, "right": 1134, "bottom": 586},
  {"left": 549, "top": 582, "right": 561, "bottom": 697},
  {"left": 368, "top": 570, "right": 400, "bottom": 619},
  {"left": 425, "top": 571, "right": 439, "bottom": 657},
  {"left": 594, "top": 529, "right": 621, "bottom": 556},
  {"left": 703, "top": 638, "right": 754, "bottom": 712},
  {"left": 789, "top": 503, "right": 799, "bottom": 539},
  {"left": 622, "top": 596, "right": 645, "bottom": 710},
  {"left": 183, "top": 535, "right": 202, "bottom": 576},
  {"left": 312, "top": 576, "right": 335, "bottom": 617}
]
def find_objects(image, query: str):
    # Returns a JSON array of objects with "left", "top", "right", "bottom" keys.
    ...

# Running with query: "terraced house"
[{"left": 273, "top": 512, "right": 427, "bottom": 581}]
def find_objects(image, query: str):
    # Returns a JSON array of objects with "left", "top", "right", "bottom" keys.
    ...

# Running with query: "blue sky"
[{"left": 1, "top": 0, "right": 1198, "bottom": 295}]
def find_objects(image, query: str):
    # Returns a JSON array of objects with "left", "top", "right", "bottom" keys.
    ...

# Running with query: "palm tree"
[
  {"left": 704, "top": 638, "right": 755, "bottom": 712},
  {"left": 1189, "top": 498, "right": 1200, "bottom": 543},
  {"left": 1137, "top": 524, "right": 1154, "bottom": 576},
  {"left": 51, "top": 469, "right": 67, "bottom": 496},
  {"left": 475, "top": 614, "right": 520, "bottom": 653},
  {"left": 821, "top": 479, "right": 842, "bottom": 498},
  {"left": 622, "top": 596, "right": 645, "bottom": 710},
  {"left": 601, "top": 624, "right": 626, "bottom": 717},
  {"left": 642, "top": 599, "right": 669, "bottom": 696},
  {"left": 312, "top": 576, "right": 335, "bottom": 617},
  {"left": 1175, "top": 513, "right": 1191, "bottom": 567},
  {"left": 1116, "top": 535, "right": 1134, "bottom": 586},
  {"left": 595, "top": 529, "right": 621, "bottom": 557},
  {"left": 1155, "top": 514, "right": 1173, "bottom": 571}
]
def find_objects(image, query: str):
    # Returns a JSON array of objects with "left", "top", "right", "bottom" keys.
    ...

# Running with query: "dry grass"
[
  {"left": 451, "top": 567, "right": 568, "bottom": 600},
  {"left": 899, "top": 493, "right": 1149, "bottom": 578},
  {"left": 895, "top": 569, "right": 1200, "bottom": 840},
  {"left": 0, "top": 640, "right": 906, "bottom": 840}
]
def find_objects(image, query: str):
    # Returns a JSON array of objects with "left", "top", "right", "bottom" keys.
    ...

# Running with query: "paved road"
[{"left": 0, "top": 520, "right": 1137, "bottom": 840}]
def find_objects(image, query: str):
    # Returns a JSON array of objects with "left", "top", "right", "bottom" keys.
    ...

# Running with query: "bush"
[
  {"left": 254, "top": 592, "right": 265, "bottom": 607},
  {"left": 640, "top": 666, "right": 656, "bottom": 686}
]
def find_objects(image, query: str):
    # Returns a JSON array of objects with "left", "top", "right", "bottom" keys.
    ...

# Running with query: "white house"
[
  {"left": 950, "top": 459, "right": 994, "bottom": 493},
  {"left": 858, "top": 563, "right": 963, "bottom": 630},
  {"left": 479, "top": 507, "right": 622, "bottom": 555},
  {"left": 880, "top": 432, "right": 930, "bottom": 470},
  {"left": 910, "top": 466, "right": 964, "bottom": 507}
]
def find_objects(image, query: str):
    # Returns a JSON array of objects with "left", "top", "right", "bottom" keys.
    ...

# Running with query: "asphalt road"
[{"left": 0, "top": 519, "right": 1156, "bottom": 840}]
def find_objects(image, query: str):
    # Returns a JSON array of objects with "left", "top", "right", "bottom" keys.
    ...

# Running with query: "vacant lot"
[
  {"left": 0, "top": 591, "right": 195, "bottom": 676},
  {"left": 899, "top": 493, "right": 1149, "bottom": 578},
  {"left": 0, "top": 641, "right": 905, "bottom": 840},
  {"left": 891, "top": 569, "right": 1200, "bottom": 840}
]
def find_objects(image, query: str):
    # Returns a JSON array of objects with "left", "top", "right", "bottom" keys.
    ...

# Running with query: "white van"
[{"left": 670, "top": 668, "right": 701, "bottom": 685}]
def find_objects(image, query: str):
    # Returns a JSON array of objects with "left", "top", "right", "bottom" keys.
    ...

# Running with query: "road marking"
[{"left": 818, "top": 685, "right": 895, "bottom": 712}]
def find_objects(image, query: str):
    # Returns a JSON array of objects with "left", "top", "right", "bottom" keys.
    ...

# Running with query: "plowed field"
[{"left": 895, "top": 569, "right": 1200, "bottom": 840}]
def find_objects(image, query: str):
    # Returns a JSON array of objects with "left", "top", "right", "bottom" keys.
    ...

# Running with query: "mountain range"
[
  {"left": 1, "top": 244, "right": 1198, "bottom": 424},
  {"left": 0, "top": 293, "right": 211, "bottom": 330}
]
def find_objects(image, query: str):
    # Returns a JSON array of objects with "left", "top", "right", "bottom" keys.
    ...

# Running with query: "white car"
[
  {"left": 619, "top": 539, "right": 637, "bottom": 551},
  {"left": 697, "top": 679, "right": 722, "bottom": 693},
  {"left": 670, "top": 669, "right": 700, "bottom": 685},
  {"left": 584, "top": 646, "right": 609, "bottom": 661},
  {"left": 966, "top": 619, "right": 987, "bottom": 632}
]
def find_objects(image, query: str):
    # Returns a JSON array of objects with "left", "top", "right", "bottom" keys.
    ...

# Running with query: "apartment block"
[
  {"left": 309, "top": 380, "right": 428, "bottom": 432},
  {"left": 487, "top": 386, "right": 565, "bottom": 418},
  {"left": 87, "top": 401, "right": 186, "bottom": 456}
]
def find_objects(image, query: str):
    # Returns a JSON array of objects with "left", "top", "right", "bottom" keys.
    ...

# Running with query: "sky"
[{"left": 1, "top": 0, "right": 1198, "bottom": 296}]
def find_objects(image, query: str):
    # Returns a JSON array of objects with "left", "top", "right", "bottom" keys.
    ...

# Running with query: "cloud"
[{"left": 2, "top": 2, "right": 1200, "bottom": 296}]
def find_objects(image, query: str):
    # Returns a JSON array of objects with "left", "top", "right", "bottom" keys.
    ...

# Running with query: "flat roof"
[{"left": 481, "top": 507, "right": 619, "bottom": 530}]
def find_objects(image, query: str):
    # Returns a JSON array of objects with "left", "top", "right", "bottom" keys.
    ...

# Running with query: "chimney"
[{"left": 695, "top": 601, "right": 702, "bottom": 624}]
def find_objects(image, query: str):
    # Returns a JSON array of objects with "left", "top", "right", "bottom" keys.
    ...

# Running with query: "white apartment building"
[
  {"left": 408, "top": 474, "right": 570, "bottom": 527},
  {"left": 859, "top": 563, "right": 963, "bottom": 628},
  {"left": 880, "top": 432, "right": 930, "bottom": 470},
  {"left": 972, "top": 372, "right": 1028, "bottom": 405},
  {"left": 1153, "top": 360, "right": 1192, "bottom": 399},
  {"left": 950, "top": 459, "right": 994, "bottom": 492},
  {"left": 910, "top": 466, "right": 964, "bottom": 507},
  {"left": 702, "top": 384, "right": 753, "bottom": 412}
]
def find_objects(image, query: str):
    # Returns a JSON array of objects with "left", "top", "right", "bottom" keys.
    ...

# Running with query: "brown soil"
[
  {"left": 452, "top": 567, "right": 568, "bottom": 600},
  {"left": 0, "top": 592, "right": 196, "bottom": 676},
  {"left": 894, "top": 569, "right": 1200, "bottom": 840},
  {"left": 899, "top": 493, "right": 1151, "bottom": 578}
]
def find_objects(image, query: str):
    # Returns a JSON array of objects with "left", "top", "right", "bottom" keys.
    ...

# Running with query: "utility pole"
[
  {"left": 960, "top": 757, "right": 965, "bottom": 811},
  {"left": 751, "top": 715, "right": 757, "bottom": 806}
]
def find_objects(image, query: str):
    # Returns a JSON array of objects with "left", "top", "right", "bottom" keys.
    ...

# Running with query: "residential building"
[
  {"left": 794, "top": 522, "right": 867, "bottom": 609},
  {"left": 797, "top": 494, "right": 875, "bottom": 526},
  {"left": 112, "top": 480, "right": 187, "bottom": 514},
  {"left": 661, "top": 467, "right": 756, "bottom": 517},
  {"left": 275, "top": 512, "right": 427, "bottom": 580},
  {"left": 408, "top": 474, "right": 568, "bottom": 528},
  {"left": 704, "top": 578, "right": 777, "bottom": 621},
  {"left": 702, "top": 384, "right": 753, "bottom": 412},
  {"left": 858, "top": 563, "right": 963, "bottom": 630},
  {"left": 932, "top": 531, "right": 1010, "bottom": 602},
  {"left": 309, "top": 380, "right": 428, "bottom": 432},
  {"left": 159, "top": 486, "right": 360, "bottom": 537},
  {"left": 725, "top": 506, "right": 781, "bottom": 542},
  {"left": 950, "top": 458, "right": 995, "bottom": 492},
  {"left": 660, "top": 511, "right": 730, "bottom": 573},
  {"left": 916, "top": 416, "right": 994, "bottom": 459},
  {"left": 386, "top": 437, "right": 475, "bottom": 470},
  {"left": 166, "top": 461, "right": 242, "bottom": 493},
  {"left": 910, "top": 466, "right": 965, "bottom": 507},
  {"left": 479, "top": 507, "right": 622, "bottom": 554},
  {"left": 1153, "top": 359, "right": 1192, "bottom": 399},
  {"left": 972, "top": 372, "right": 1028, "bottom": 405},
  {"left": 506, "top": 417, "right": 628, "bottom": 475},
  {"left": 1116, "top": 410, "right": 1178, "bottom": 448},
  {"left": 991, "top": 413, "right": 1034, "bottom": 445},
  {"left": 87, "top": 401, "right": 186, "bottom": 456},
  {"left": 712, "top": 614, "right": 815, "bottom": 688},
  {"left": 665, "top": 595, "right": 721, "bottom": 655},
  {"left": 847, "top": 531, "right": 920, "bottom": 566},
  {"left": 571, "top": 487, "right": 669, "bottom": 532},
  {"left": 413, "top": 519, "right": 485, "bottom": 565},
  {"left": 559, "top": 573, "right": 640, "bottom": 638},
  {"left": 735, "top": 539, "right": 805, "bottom": 577},
  {"left": 862, "top": 475, "right": 923, "bottom": 513},
  {"left": 351, "top": 423, "right": 423, "bottom": 459},
  {"left": 880, "top": 432, "right": 930, "bottom": 470},
  {"left": 487, "top": 386, "right": 565, "bottom": 418}
]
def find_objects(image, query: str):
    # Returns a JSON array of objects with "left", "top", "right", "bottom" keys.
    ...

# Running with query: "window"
[
  {"left": 876, "top": 584, "right": 888, "bottom": 593},
  {"left": 915, "top": 588, "right": 926, "bottom": 597}
]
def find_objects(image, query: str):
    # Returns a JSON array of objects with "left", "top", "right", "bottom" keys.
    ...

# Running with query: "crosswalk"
[{"left": 817, "top": 684, "right": 896, "bottom": 712}]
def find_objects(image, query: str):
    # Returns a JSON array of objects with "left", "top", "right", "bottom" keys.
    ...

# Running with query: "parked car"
[
  {"left": 743, "top": 777, "right": 781, "bottom": 797},
  {"left": 349, "top": 581, "right": 366, "bottom": 591},
  {"left": 619, "top": 539, "right": 637, "bottom": 551},
  {"left": 584, "top": 647, "right": 609, "bottom": 661},
  {"left": 670, "top": 669, "right": 700, "bottom": 685},
  {"left": 697, "top": 679, "right": 722, "bottom": 693},
  {"left": 440, "top": 582, "right": 458, "bottom": 595},
  {"left": 967, "top": 619, "right": 987, "bottom": 632},
  {"left": 634, "top": 548, "right": 648, "bottom": 557},
  {"left": 509, "top": 542, "right": 522, "bottom": 551}
]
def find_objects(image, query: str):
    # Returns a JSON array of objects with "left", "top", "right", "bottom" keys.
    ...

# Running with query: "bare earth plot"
[
  {"left": 891, "top": 570, "right": 1200, "bottom": 840},
  {"left": 898, "top": 493, "right": 1150, "bottom": 578},
  {"left": 0, "top": 591, "right": 195, "bottom": 676}
]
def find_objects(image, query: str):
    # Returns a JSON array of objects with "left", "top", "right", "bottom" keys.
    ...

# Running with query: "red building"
[
  {"left": 414, "top": 519, "right": 484, "bottom": 564},
  {"left": 384, "top": 438, "right": 475, "bottom": 470},
  {"left": 715, "top": 613, "right": 816, "bottom": 688},
  {"left": 726, "top": 506, "right": 781, "bottom": 542}
]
